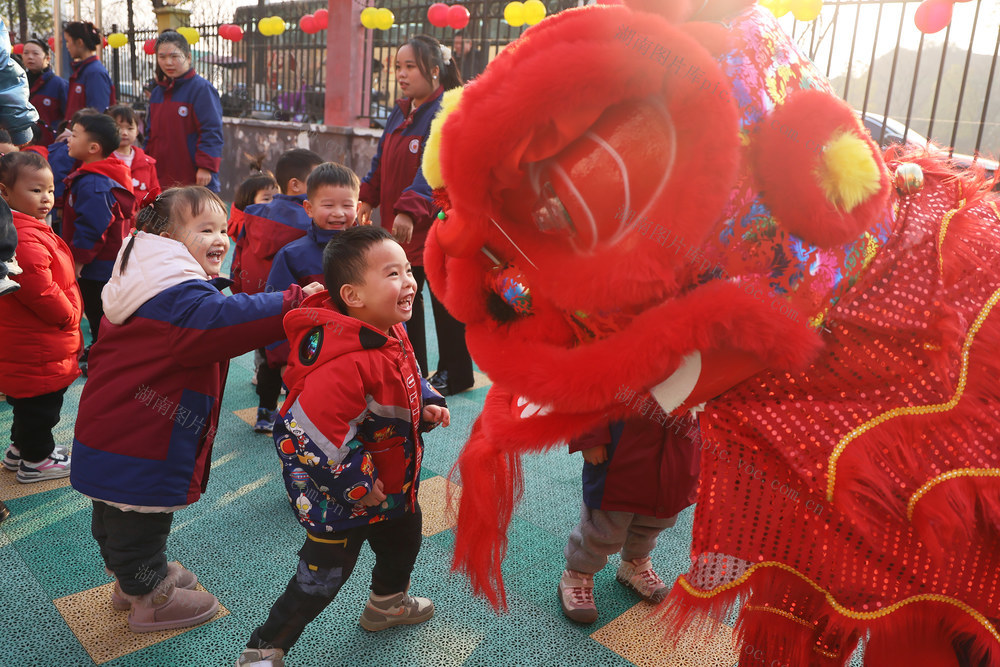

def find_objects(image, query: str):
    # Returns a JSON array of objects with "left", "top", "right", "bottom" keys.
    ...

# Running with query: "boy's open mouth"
[{"left": 398, "top": 294, "right": 414, "bottom": 310}]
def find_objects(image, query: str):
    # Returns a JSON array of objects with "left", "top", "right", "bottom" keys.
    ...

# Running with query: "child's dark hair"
[
  {"left": 323, "top": 225, "right": 396, "bottom": 312},
  {"left": 64, "top": 21, "right": 102, "bottom": 51},
  {"left": 234, "top": 159, "right": 279, "bottom": 212},
  {"left": 74, "top": 114, "right": 120, "bottom": 158},
  {"left": 0, "top": 151, "right": 52, "bottom": 188},
  {"left": 106, "top": 104, "right": 138, "bottom": 127},
  {"left": 400, "top": 35, "right": 463, "bottom": 92},
  {"left": 153, "top": 30, "right": 191, "bottom": 82},
  {"left": 307, "top": 162, "right": 360, "bottom": 198},
  {"left": 120, "top": 186, "right": 227, "bottom": 274},
  {"left": 0, "top": 128, "right": 13, "bottom": 147},
  {"left": 274, "top": 148, "right": 323, "bottom": 194}
]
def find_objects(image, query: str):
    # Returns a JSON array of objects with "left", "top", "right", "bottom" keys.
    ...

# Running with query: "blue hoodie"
[{"left": 0, "top": 18, "right": 40, "bottom": 145}]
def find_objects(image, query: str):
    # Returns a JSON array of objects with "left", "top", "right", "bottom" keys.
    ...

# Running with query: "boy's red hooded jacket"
[
  {"left": 0, "top": 210, "right": 83, "bottom": 398},
  {"left": 71, "top": 232, "right": 304, "bottom": 509},
  {"left": 61, "top": 155, "right": 136, "bottom": 282},
  {"left": 272, "top": 292, "right": 446, "bottom": 533}
]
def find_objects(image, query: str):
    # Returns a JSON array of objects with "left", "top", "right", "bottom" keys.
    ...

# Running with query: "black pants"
[
  {"left": 409, "top": 266, "right": 473, "bottom": 387},
  {"left": 248, "top": 509, "right": 423, "bottom": 652},
  {"left": 78, "top": 277, "right": 107, "bottom": 344},
  {"left": 6, "top": 388, "right": 67, "bottom": 463},
  {"left": 91, "top": 501, "right": 174, "bottom": 596},
  {"left": 256, "top": 350, "right": 283, "bottom": 411}
]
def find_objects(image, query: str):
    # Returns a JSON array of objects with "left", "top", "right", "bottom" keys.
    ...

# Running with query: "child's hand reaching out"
[
  {"left": 360, "top": 478, "right": 386, "bottom": 507},
  {"left": 582, "top": 445, "right": 607, "bottom": 465},
  {"left": 302, "top": 282, "right": 324, "bottom": 297},
  {"left": 422, "top": 405, "right": 450, "bottom": 430}
]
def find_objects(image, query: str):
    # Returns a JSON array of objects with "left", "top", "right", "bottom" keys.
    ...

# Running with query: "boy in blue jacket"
[
  {"left": 232, "top": 148, "right": 323, "bottom": 433},
  {"left": 62, "top": 113, "right": 135, "bottom": 368},
  {"left": 263, "top": 162, "right": 358, "bottom": 371},
  {"left": 238, "top": 226, "right": 449, "bottom": 667}
]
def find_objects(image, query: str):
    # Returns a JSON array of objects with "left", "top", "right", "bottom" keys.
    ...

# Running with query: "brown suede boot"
[
  {"left": 122, "top": 566, "right": 219, "bottom": 633},
  {"left": 111, "top": 562, "right": 199, "bottom": 611}
]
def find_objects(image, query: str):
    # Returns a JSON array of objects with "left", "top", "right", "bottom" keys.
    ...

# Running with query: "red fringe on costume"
[{"left": 659, "top": 158, "right": 1000, "bottom": 666}]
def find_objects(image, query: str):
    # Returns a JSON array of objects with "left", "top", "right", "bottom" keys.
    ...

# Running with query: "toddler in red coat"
[
  {"left": 0, "top": 151, "right": 83, "bottom": 483},
  {"left": 107, "top": 105, "right": 160, "bottom": 200}
]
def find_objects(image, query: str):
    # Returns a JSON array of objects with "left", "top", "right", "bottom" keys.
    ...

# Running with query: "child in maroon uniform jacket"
[
  {"left": 62, "top": 113, "right": 135, "bottom": 358},
  {"left": 557, "top": 414, "right": 700, "bottom": 624},
  {"left": 71, "top": 187, "right": 323, "bottom": 634},
  {"left": 0, "top": 152, "right": 82, "bottom": 483}
]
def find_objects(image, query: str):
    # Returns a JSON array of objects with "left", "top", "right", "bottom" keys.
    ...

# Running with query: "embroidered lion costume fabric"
[{"left": 420, "top": 1, "right": 1000, "bottom": 664}]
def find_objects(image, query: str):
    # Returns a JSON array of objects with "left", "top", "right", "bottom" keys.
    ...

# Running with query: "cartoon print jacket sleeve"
[
  {"left": 67, "top": 187, "right": 115, "bottom": 265},
  {"left": 167, "top": 282, "right": 304, "bottom": 366},
  {"left": 287, "top": 360, "right": 380, "bottom": 504},
  {"left": 192, "top": 83, "right": 223, "bottom": 174}
]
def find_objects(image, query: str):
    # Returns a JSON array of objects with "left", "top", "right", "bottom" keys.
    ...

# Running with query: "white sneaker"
[
  {"left": 0, "top": 275, "right": 19, "bottom": 296},
  {"left": 236, "top": 648, "right": 285, "bottom": 666},
  {"left": 5, "top": 256, "right": 22, "bottom": 275},
  {"left": 17, "top": 448, "right": 71, "bottom": 483},
  {"left": 2, "top": 444, "right": 20, "bottom": 471}
]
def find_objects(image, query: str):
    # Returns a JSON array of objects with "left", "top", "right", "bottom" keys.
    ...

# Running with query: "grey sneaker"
[
  {"left": 359, "top": 590, "right": 434, "bottom": 631},
  {"left": 16, "top": 448, "right": 71, "bottom": 483},
  {"left": 2, "top": 445, "right": 20, "bottom": 471},
  {"left": 235, "top": 648, "right": 285, "bottom": 667},
  {"left": 615, "top": 556, "right": 668, "bottom": 602},
  {"left": 0, "top": 275, "right": 19, "bottom": 296},
  {"left": 558, "top": 569, "right": 598, "bottom": 624}
]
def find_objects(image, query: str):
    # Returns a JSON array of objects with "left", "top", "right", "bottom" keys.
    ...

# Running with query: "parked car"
[{"left": 857, "top": 111, "right": 998, "bottom": 180}]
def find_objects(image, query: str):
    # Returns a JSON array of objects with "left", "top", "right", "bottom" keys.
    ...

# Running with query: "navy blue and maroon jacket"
[
  {"left": 71, "top": 232, "right": 306, "bottom": 508},
  {"left": 274, "top": 291, "right": 446, "bottom": 532},
  {"left": 65, "top": 55, "right": 115, "bottom": 120},
  {"left": 28, "top": 68, "right": 68, "bottom": 145},
  {"left": 359, "top": 87, "right": 440, "bottom": 266},
  {"left": 61, "top": 155, "right": 135, "bottom": 282},
  {"left": 573, "top": 416, "right": 700, "bottom": 518},
  {"left": 231, "top": 193, "right": 310, "bottom": 296},
  {"left": 145, "top": 70, "right": 223, "bottom": 192},
  {"left": 263, "top": 223, "right": 339, "bottom": 365}
]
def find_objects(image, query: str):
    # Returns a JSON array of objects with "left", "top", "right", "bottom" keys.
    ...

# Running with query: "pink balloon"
[
  {"left": 914, "top": 0, "right": 954, "bottom": 34},
  {"left": 447, "top": 4, "right": 470, "bottom": 30},
  {"left": 428, "top": 3, "right": 451, "bottom": 28},
  {"left": 299, "top": 15, "right": 318, "bottom": 34},
  {"left": 314, "top": 9, "right": 329, "bottom": 29}
]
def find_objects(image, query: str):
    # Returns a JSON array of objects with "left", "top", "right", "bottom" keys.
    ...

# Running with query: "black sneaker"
[
  {"left": 79, "top": 345, "right": 91, "bottom": 377},
  {"left": 253, "top": 408, "right": 276, "bottom": 434}
]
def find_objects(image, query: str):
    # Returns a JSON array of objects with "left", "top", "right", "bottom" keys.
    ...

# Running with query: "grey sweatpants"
[{"left": 564, "top": 504, "right": 677, "bottom": 574}]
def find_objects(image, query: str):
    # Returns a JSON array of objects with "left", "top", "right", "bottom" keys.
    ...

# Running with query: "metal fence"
[{"left": 107, "top": 0, "right": 999, "bottom": 158}]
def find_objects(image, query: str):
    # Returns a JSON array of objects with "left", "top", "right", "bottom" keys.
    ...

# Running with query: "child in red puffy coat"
[{"left": 0, "top": 151, "right": 83, "bottom": 483}]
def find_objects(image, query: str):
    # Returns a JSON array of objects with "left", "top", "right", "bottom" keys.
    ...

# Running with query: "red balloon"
[
  {"left": 218, "top": 24, "right": 230, "bottom": 39},
  {"left": 314, "top": 8, "right": 328, "bottom": 29},
  {"left": 143, "top": 38, "right": 156, "bottom": 55},
  {"left": 914, "top": 0, "right": 954, "bottom": 34},
  {"left": 230, "top": 26, "right": 245, "bottom": 43},
  {"left": 299, "top": 15, "right": 318, "bottom": 34},
  {"left": 428, "top": 2, "right": 451, "bottom": 27},
  {"left": 447, "top": 4, "right": 470, "bottom": 30},
  {"left": 47, "top": 37, "right": 55, "bottom": 49},
  {"left": 102, "top": 36, "right": 108, "bottom": 47},
  {"left": 11, "top": 43, "right": 23, "bottom": 55}
]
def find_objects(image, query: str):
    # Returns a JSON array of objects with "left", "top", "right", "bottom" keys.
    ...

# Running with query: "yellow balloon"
[
  {"left": 792, "top": 0, "right": 823, "bottom": 21},
  {"left": 770, "top": 0, "right": 791, "bottom": 17},
  {"left": 179, "top": 27, "right": 199, "bottom": 44},
  {"left": 257, "top": 18, "right": 271, "bottom": 35},
  {"left": 271, "top": 17, "right": 286, "bottom": 35},
  {"left": 504, "top": 1, "right": 526, "bottom": 27},
  {"left": 375, "top": 8, "right": 395, "bottom": 31},
  {"left": 360, "top": 7, "right": 380, "bottom": 30},
  {"left": 107, "top": 32, "right": 128, "bottom": 48},
  {"left": 523, "top": 0, "right": 546, "bottom": 25}
]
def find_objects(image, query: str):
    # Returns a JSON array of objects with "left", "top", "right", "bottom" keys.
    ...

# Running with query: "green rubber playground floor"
[{"left": 0, "top": 249, "right": 741, "bottom": 667}]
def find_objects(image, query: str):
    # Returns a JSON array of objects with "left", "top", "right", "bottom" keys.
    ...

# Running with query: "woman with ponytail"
[
  {"left": 22, "top": 38, "right": 68, "bottom": 145},
  {"left": 356, "top": 34, "right": 474, "bottom": 396},
  {"left": 63, "top": 21, "right": 115, "bottom": 119}
]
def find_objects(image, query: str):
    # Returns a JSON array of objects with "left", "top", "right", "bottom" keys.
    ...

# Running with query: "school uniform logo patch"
[
  {"left": 178, "top": 106, "right": 189, "bottom": 117},
  {"left": 75, "top": 85, "right": 83, "bottom": 93},
  {"left": 408, "top": 138, "right": 420, "bottom": 154},
  {"left": 42, "top": 98, "right": 51, "bottom": 106}
]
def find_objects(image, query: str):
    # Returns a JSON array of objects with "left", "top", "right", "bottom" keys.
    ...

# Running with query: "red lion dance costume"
[{"left": 421, "top": 1, "right": 1000, "bottom": 664}]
